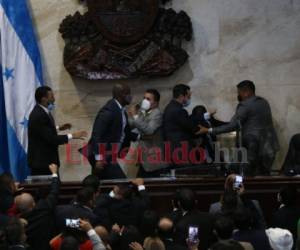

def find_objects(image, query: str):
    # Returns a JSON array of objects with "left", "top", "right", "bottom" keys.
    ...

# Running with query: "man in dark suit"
[
  {"left": 199, "top": 80, "right": 279, "bottom": 175},
  {"left": 55, "top": 187, "right": 100, "bottom": 232},
  {"left": 174, "top": 188, "right": 216, "bottom": 250},
  {"left": 271, "top": 186, "right": 300, "bottom": 249},
  {"left": 82, "top": 83, "right": 138, "bottom": 179},
  {"left": 15, "top": 164, "right": 60, "bottom": 250},
  {"left": 93, "top": 178, "right": 150, "bottom": 230},
  {"left": 282, "top": 134, "right": 300, "bottom": 176},
  {"left": 28, "top": 86, "right": 87, "bottom": 175},
  {"left": 163, "top": 84, "right": 200, "bottom": 168}
]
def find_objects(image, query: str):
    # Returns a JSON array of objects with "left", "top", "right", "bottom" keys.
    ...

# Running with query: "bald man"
[
  {"left": 15, "top": 164, "right": 60, "bottom": 250},
  {"left": 81, "top": 84, "right": 138, "bottom": 179}
]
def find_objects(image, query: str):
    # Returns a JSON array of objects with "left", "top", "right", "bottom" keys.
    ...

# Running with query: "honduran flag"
[{"left": 0, "top": 0, "right": 43, "bottom": 181}]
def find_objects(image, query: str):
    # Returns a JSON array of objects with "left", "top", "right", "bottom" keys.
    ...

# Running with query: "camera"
[
  {"left": 233, "top": 175, "right": 243, "bottom": 189},
  {"left": 188, "top": 226, "right": 199, "bottom": 243},
  {"left": 65, "top": 219, "right": 80, "bottom": 229}
]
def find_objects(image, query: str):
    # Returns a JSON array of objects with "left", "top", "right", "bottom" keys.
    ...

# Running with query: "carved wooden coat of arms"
[{"left": 59, "top": 0, "right": 193, "bottom": 80}]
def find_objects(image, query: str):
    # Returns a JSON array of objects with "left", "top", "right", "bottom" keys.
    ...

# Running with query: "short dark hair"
[
  {"left": 210, "top": 240, "right": 244, "bottom": 250},
  {"left": 82, "top": 175, "right": 100, "bottom": 193},
  {"left": 192, "top": 105, "right": 207, "bottom": 117},
  {"left": 221, "top": 190, "right": 238, "bottom": 214},
  {"left": 140, "top": 210, "right": 159, "bottom": 237},
  {"left": 279, "top": 186, "right": 297, "bottom": 206},
  {"left": 173, "top": 84, "right": 190, "bottom": 98},
  {"left": 117, "top": 183, "right": 134, "bottom": 200},
  {"left": 146, "top": 89, "right": 160, "bottom": 103},
  {"left": 76, "top": 187, "right": 94, "bottom": 206},
  {"left": 120, "top": 225, "right": 142, "bottom": 250},
  {"left": 214, "top": 216, "right": 234, "bottom": 240},
  {"left": 233, "top": 207, "right": 253, "bottom": 230},
  {"left": 178, "top": 188, "right": 196, "bottom": 211},
  {"left": 237, "top": 80, "right": 255, "bottom": 93},
  {"left": 61, "top": 236, "right": 80, "bottom": 250},
  {"left": 35, "top": 86, "right": 52, "bottom": 103},
  {"left": 5, "top": 217, "right": 24, "bottom": 246}
]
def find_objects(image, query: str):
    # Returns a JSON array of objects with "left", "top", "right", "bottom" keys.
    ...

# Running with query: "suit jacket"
[
  {"left": 82, "top": 99, "right": 137, "bottom": 167},
  {"left": 129, "top": 108, "right": 168, "bottom": 172},
  {"left": 282, "top": 134, "right": 300, "bottom": 175},
  {"left": 21, "top": 176, "right": 60, "bottom": 250},
  {"left": 94, "top": 189, "right": 150, "bottom": 230},
  {"left": 174, "top": 210, "right": 216, "bottom": 250},
  {"left": 28, "top": 105, "right": 68, "bottom": 172},
  {"left": 212, "top": 96, "right": 279, "bottom": 158},
  {"left": 163, "top": 100, "right": 198, "bottom": 151},
  {"left": 55, "top": 203, "right": 100, "bottom": 232}
]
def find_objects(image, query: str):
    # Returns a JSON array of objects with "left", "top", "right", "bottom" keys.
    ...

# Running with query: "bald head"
[
  {"left": 112, "top": 83, "right": 132, "bottom": 106},
  {"left": 159, "top": 217, "right": 173, "bottom": 231},
  {"left": 94, "top": 226, "right": 109, "bottom": 244},
  {"left": 15, "top": 193, "right": 35, "bottom": 214}
]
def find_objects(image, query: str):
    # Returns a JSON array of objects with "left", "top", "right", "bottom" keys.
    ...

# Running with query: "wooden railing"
[{"left": 21, "top": 176, "right": 300, "bottom": 225}]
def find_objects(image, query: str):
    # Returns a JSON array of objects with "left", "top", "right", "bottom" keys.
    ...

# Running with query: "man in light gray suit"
[
  {"left": 128, "top": 89, "right": 168, "bottom": 177},
  {"left": 200, "top": 80, "right": 279, "bottom": 176}
]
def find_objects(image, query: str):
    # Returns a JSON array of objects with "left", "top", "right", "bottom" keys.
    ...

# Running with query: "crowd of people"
[
  {"left": 1, "top": 167, "right": 300, "bottom": 250},
  {"left": 3, "top": 79, "right": 299, "bottom": 249}
]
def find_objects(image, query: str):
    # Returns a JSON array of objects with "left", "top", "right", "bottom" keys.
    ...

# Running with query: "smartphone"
[
  {"left": 233, "top": 175, "right": 243, "bottom": 189},
  {"left": 188, "top": 226, "right": 199, "bottom": 243},
  {"left": 65, "top": 219, "right": 80, "bottom": 229}
]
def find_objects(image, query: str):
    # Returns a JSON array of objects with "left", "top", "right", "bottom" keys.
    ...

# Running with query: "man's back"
[
  {"left": 23, "top": 177, "right": 60, "bottom": 250},
  {"left": 163, "top": 100, "right": 195, "bottom": 146},
  {"left": 175, "top": 210, "right": 216, "bottom": 250},
  {"left": 240, "top": 96, "right": 274, "bottom": 137}
]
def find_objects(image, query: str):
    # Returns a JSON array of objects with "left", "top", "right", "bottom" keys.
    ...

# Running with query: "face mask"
[
  {"left": 47, "top": 102, "right": 55, "bottom": 111},
  {"left": 124, "top": 95, "right": 133, "bottom": 105},
  {"left": 109, "top": 190, "right": 115, "bottom": 198},
  {"left": 204, "top": 112, "right": 211, "bottom": 120},
  {"left": 183, "top": 98, "right": 191, "bottom": 107},
  {"left": 141, "top": 99, "right": 151, "bottom": 111}
]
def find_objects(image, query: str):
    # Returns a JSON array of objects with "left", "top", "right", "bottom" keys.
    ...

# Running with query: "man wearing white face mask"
[
  {"left": 128, "top": 89, "right": 168, "bottom": 177},
  {"left": 28, "top": 86, "right": 87, "bottom": 175}
]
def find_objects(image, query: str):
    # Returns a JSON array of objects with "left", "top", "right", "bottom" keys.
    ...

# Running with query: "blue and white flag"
[{"left": 0, "top": 0, "right": 43, "bottom": 181}]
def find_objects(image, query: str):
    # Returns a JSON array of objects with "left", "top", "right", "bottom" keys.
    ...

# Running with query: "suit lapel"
[{"left": 36, "top": 105, "right": 56, "bottom": 129}]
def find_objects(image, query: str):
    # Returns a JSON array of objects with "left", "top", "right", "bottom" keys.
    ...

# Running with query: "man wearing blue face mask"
[
  {"left": 28, "top": 86, "right": 87, "bottom": 175},
  {"left": 163, "top": 84, "right": 200, "bottom": 168}
]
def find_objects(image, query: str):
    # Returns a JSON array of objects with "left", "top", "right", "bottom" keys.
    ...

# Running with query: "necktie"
[{"left": 48, "top": 112, "right": 55, "bottom": 126}]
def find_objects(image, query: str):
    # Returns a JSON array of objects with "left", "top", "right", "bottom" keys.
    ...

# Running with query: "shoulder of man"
[{"left": 150, "top": 107, "right": 162, "bottom": 116}]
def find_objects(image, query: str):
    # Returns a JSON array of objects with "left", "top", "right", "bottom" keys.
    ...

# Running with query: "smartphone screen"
[
  {"left": 234, "top": 175, "right": 243, "bottom": 189},
  {"left": 65, "top": 219, "right": 80, "bottom": 229},
  {"left": 188, "top": 226, "right": 199, "bottom": 243}
]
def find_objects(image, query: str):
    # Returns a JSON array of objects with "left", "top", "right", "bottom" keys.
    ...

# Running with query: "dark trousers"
[{"left": 243, "top": 135, "right": 274, "bottom": 176}]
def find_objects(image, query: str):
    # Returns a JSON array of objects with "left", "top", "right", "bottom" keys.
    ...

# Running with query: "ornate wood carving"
[{"left": 59, "top": 0, "right": 193, "bottom": 80}]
